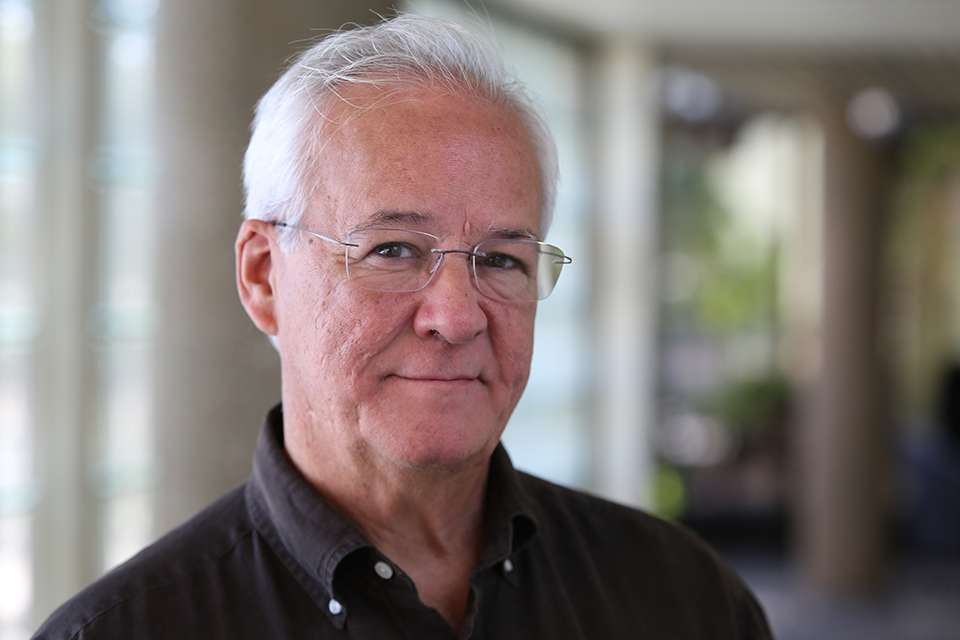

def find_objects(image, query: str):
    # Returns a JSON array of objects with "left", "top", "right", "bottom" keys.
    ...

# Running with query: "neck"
[
  {"left": 283, "top": 410, "right": 492, "bottom": 634},
  {"left": 319, "top": 453, "right": 490, "bottom": 552}
]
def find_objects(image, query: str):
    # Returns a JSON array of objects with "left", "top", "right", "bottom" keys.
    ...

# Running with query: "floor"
[{"left": 729, "top": 553, "right": 960, "bottom": 640}]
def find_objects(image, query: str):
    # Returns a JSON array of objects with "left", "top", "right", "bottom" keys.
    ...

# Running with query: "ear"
[{"left": 236, "top": 219, "right": 280, "bottom": 336}]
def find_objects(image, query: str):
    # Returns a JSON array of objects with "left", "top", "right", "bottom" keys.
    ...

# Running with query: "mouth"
[{"left": 387, "top": 373, "right": 483, "bottom": 387}]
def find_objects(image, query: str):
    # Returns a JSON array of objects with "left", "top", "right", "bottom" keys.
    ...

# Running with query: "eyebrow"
[
  {"left": 486, "top": 226, "right": 539, "bottom": 241},
  {"left": 359, "top": 209, "right": 432, "bottom": 229},
  {"left": 355, "top": 210, "right": 540, "bottom": 242}
]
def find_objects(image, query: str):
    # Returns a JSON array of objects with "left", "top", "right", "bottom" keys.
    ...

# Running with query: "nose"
[{"left": 412, "top": 252, "right": 487, "bottom": 344}]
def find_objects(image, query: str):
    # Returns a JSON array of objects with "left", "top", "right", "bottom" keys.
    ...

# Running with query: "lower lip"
[{"left": 390, "top": 376, "right": 479, "bottom": 388}]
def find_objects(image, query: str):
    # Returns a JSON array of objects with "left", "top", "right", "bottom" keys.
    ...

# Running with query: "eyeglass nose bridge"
[
  {"left": 425, "top": 248, "right": 483, "bottom": 289},
  {"left": 430, "top": 248, "right": 481, "bottom": 259}
]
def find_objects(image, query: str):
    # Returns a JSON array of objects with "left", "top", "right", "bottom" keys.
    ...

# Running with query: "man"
[{"left": 36, "top": 14, "right": 773, "bottom": 639}]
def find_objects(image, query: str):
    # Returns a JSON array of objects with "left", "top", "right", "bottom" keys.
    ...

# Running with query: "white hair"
[{"left": 242, "top": 13, "right": 558, "bottom": 250}]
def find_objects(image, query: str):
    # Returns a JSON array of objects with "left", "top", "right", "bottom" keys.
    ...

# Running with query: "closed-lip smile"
[{"left": 388, "top": 373, "right": 483, "bottom": 385}]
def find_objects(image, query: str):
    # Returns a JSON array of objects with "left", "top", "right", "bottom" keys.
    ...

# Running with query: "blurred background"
[{"left": 2, "top": 0, "right": 960, "bottom": 637}]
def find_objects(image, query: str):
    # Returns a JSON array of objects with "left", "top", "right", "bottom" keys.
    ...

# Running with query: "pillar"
[
  {"left": 797, "top": 93, "right": 891, "bottom": 593},
  {"left": 591, "top": 39, "right": 661, "bottom": 508},
  {"left": 30, "top": 0, "right": 102, "bottom": 622}
]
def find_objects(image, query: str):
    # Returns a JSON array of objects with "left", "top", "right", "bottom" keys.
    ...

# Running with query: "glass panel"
[
  {"left": 0, "top": 514, "right": 32, "bottom": 640},
  {"left": 0, "top": 0, "right": 37, "bottom": 635},
  {"left": 91, "top": 0, "right": 157, "bottom": 571},
  {"left": 100, "top": 491, "right": 151, "bottom": 570}
]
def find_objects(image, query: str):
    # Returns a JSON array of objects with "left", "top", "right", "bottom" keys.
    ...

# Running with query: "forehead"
[{"left": 310, "top": 83, "right": 542, "bottom": 239}]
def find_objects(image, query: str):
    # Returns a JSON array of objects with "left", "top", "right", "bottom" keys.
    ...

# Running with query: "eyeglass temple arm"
[
  {"left": 541, "top": 248, "right": 572, "bottom": 265},
  {"left": 268, "top": 221, "right": 359, "bottom": 248}
]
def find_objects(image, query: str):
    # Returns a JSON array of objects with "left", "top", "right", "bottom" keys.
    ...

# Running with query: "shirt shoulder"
[
  {"left": 514, "top": 472, "right": 773, "bottom": 639},
  {"left": 33, "top": 485, "right": 255, "bottom": 640}
]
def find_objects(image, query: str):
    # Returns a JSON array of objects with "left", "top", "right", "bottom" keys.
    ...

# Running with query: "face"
[{"left": 272, "top": 84, "right": 542, "bottom": 474}]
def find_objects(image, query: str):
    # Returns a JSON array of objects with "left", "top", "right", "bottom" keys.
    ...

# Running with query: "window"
[
  {"left": 0, "top": 1, "right": 39, "bottom": 637},
  {"left": 90, "top": 0, "right": 157, "bottom": 573},
  {"left": 0, "top": 0, "right": 157, "bottom": 631}
]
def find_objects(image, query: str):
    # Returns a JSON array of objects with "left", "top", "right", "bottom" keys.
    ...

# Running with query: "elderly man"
[{"left": 36, "top": 14, "right": 772, "bottom": 640}]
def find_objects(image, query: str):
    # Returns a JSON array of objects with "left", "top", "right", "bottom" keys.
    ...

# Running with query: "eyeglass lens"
[{"left": 343, "top": 228, "right": 567, "bottom": 301}]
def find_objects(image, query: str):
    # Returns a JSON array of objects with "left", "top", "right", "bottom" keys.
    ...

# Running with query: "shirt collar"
[
  {"left": 246, "top": 404, "right": 540, "bottom": 596},
  {"left": 478, "top": 445, "right": 539, "bottom": 571},
  {"left": 246, "top": 405, "right": 370, "bottom": 600}
]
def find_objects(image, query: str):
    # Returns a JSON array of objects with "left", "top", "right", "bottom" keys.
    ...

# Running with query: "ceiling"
[
  {"left": 481, "top": 0, "right": 960, "bottom": 115},
  {"left": 487, "top": 0, "right": 960, "bottom": 53}
]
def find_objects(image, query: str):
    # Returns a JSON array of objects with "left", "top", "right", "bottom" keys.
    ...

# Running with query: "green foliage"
[
  {"left": 706, "top": 375, "right": 791, "bottom": 442},
  {"left": 661, "top": 137, "right": 780, "bottom": 335},
  {"left": 885, "top": 123, "right": 960, "bottom": 416},
  {"left": 696, "top": 243, "right": 779, "bottom": 334},
  {"left": 651, "top": 462, "right": 687, "bottom": 520},
  {"left": 898, "top": 124, "right": 960, "bottom": 184}
]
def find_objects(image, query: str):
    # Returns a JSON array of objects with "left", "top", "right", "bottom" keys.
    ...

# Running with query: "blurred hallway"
[{"left": 4, "top": 0, "right": 960, "bottom": 636}]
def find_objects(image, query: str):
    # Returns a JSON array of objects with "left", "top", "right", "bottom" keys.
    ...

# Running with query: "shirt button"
[
  {"left": 374, "top": 561, "right": 394, "bottom": 580},
  {"left": 503, "top": 559, "right": 514, "bottom": 573},
  {"left": 328, "top": 599, "right": 343, "bottom": 615}
]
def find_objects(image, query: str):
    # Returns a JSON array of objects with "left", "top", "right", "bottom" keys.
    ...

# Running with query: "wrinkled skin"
[{"left": 237, "top": 83, "right": 542, "bottom": 481}]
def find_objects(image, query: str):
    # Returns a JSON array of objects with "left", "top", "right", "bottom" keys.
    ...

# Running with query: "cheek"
[
  {"left": 491, "top": 306, "right": 536, "bottom": 393},
  {"left": 312, "top": 290, "right": 416, "bottom": 380}
]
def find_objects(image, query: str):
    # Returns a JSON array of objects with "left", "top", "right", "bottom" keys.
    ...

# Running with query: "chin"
[
  {"left": 358, "top": 385, "right": 508, "bottom": 470},
  {"left": 366, "top": 418, "right": 502, "bottom": 472}
]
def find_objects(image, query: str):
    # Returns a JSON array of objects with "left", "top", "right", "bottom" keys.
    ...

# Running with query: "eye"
[
  {"left": 480, "top": 252, "right": 525, "bottom": 272},
  {"left": 372, "top": 242, "right": 419, "bottom": 259}
]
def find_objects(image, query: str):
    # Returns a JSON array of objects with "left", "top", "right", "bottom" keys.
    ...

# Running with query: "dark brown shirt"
[{"left": 35, "top": 405, "right": 773, "bottom": 639}]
